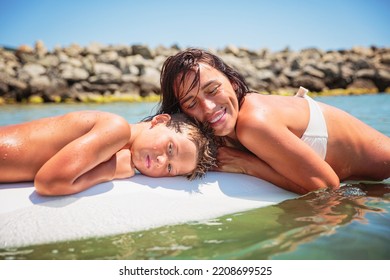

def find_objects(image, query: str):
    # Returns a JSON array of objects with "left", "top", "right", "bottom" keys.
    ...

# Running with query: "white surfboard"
[{"left": 0, "top": 172, "right": 297, "bottom": 248}]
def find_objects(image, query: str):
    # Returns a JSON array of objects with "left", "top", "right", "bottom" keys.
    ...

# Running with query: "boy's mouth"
[{"left": 146, "top": 155, "right": 151, "bottom": 168}]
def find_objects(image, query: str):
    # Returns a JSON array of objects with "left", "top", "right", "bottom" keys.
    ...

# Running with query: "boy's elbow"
[
  {"left": 34, "top": 180, "right": 57, "bottom": 196},
  {"left": 35, "top": 184, "right": 55, "bottom": 196},
  {"left": 34, "top": 176, "right": 68, "bottom": 196},
  {"left": 35, "top": 188, "right": 57, "bottom": 196}
]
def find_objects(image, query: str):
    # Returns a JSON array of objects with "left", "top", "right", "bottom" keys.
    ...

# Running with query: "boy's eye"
[
  {"left": 167, "top": 163, "right": 172, "bottom": 173},
  {"left": 168, "top": 143, "right": 173, "bottom": 155}
]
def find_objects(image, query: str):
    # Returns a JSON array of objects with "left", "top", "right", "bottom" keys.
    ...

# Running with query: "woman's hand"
[
  {"left": 214, "top": 146, "right": 307, "bottom": 194},
  {"left": 213, "top": 146, "right": 255, "bottom": 173}
]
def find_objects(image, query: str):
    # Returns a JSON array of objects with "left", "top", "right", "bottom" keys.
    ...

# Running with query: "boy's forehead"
[{"left": 158, "top": 123, "right": 191, "bottom": 137}]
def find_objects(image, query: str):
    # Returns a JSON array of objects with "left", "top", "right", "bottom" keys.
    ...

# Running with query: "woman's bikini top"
[{"left": 295, "top": 87, "right": 328, "bottom": 160}]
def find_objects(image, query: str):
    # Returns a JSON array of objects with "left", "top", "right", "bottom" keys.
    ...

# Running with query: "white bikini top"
[{"left": 295, "top": 87, "right": 328, "bottom": 160}]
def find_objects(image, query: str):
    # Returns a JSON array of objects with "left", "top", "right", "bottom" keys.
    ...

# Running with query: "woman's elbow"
[
  {"left": 327, "top": 175, "right": 340, "bottom": 190},
  {"left": 311, "top": 175, "right": 340, "bottom": 192}
]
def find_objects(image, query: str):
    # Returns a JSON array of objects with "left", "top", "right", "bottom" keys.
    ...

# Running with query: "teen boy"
[{"left": 0, "top": 111, "right": 217, "bottom": 196}]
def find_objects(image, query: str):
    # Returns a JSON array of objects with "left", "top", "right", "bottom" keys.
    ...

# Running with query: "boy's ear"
[{"left": 151, "top": 114, "right": 171, "bottom": 127}]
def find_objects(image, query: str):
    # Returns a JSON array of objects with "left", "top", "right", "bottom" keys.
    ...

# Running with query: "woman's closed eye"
[
  {"left": 209, "top": 85, "right": 219, "bottom": 95},
  {"left": 186, "top": 98, "right": 197, "bottom": 110},
  {"left": 185, "top": 84, "right": 220, "bottom": 110}
]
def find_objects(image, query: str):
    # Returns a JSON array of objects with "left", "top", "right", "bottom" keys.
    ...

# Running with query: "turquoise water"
[{"left": 0, "top": 94, "right": 389, "bottom": 260}]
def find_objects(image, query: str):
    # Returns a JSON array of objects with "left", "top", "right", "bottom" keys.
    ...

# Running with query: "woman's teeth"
[{"left": 209, "top": 109, "right": 225, "bottom": 124}]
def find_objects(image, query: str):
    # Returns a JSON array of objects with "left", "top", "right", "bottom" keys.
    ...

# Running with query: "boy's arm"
[
  {"left": 59, "top": 149, "right": 135, "bottom": 194},
  {"left": 34, "top": 112, "right": 134, "bottom": 196}
]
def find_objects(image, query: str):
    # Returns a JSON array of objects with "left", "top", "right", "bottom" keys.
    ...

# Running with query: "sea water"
[{"left": 0, "top": 94, "right": 389, "bottom": 260}]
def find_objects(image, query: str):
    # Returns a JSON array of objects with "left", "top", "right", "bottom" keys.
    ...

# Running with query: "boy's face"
[{"left": 131, "top": 115, "right": 197, "bottom": 177}]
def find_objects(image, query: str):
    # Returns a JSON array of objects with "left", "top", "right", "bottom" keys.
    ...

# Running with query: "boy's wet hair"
[
  {"left": 158, "top": 48, "right": 252, "bottom": 115},
  {"left": 143, "top": 113, "right": 218, "bottom": 179}
]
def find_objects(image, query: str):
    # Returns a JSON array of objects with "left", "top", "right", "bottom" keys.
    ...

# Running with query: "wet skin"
[{"left": 174, "top": 63, "right": 390, "bottom": 194}]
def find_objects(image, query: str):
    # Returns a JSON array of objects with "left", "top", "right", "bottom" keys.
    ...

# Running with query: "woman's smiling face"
[{"left": 175, "top": 63, "right": 239, "bottom": 138}]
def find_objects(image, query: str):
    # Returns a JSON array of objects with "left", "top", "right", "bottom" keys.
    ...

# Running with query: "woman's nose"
[
  {"left": 202, "top": 98, "right": 215, "bottom": 110},
  {"left": 200, "top": 98, "right": 216, "bottom": 114}
]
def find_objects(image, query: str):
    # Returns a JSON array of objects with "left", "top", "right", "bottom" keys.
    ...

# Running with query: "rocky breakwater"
[{"left": 0, "top": 41, "right": 389, "bottom": 104}]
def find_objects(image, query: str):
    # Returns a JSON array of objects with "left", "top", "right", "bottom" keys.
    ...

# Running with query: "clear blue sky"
[{"left": 1, "top": 0, "right": 389, "bottom": 52}]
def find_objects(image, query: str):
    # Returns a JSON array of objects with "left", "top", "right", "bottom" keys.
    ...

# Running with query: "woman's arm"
[
  {"left": 215, "top": 146, "right": 308, "bottom": 194},
  {"left": 236, "top": 114, "right": 339, "bottom": 193}
]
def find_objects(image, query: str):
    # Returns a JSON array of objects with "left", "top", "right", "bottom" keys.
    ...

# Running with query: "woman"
[{"left": 157, "top": 48, "right": 390, "bottom": 194}]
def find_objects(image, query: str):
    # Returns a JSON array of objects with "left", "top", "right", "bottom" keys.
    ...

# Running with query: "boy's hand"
[{"left": 115, "top": 149, "right": 135, "bottom": 179}]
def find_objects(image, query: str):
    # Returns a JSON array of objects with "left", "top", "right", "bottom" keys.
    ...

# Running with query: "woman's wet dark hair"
[{"left": 158, "top": 48, "right": 251, "bottom": 115}]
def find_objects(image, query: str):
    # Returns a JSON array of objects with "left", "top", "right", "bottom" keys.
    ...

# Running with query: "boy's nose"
[{"left": 156, "top": 154, "right": 167, "bottom": 167}]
